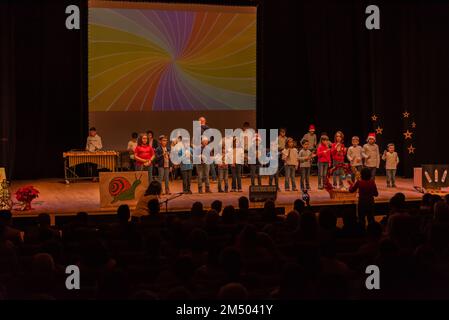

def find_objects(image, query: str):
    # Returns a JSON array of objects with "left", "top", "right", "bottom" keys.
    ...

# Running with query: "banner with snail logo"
[{"left": 99, "top": 171, "right": 149, "bottom": 208}]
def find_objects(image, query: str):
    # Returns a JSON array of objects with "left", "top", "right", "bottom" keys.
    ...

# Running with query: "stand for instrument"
[{"left": 159, "top": 192, "right": 184, "bottom": 213}]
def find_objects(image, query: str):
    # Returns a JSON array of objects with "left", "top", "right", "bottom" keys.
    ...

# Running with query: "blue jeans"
[
  {"left": 332, "top": 160, "right": 344, "bottom": 187},
  {"left": 269, "top": 170, "right": 279, "bottom": 188},
  {"left": 158, "top": 167, "right": 170, "bottom": 192},
  {"left": 196, "top": 164, "right": 210, "bottom": 191},
  {"left": 218, "top": 167, "right": 229, "bottom": 191},
  {"left": 181, "top": 170, "right": 192, "bottom": 192},
  {"left": 250, "top": 164, "right": 261, "bottom": 186},
  {"left": 300, "top": 167, "right": 311, "bottom": 191},
  {"left": 318, "top": 162, "right": 329, "bottom": 189},
  {"left": 386, "top": 169, "right": 396, "bottom": 186},
  {"left": 210, "top": 163, "right": 217, "bottom": 181},
  {"left": 284, "top": 165, "right": 297, "bottom": 190},
  {"left": 231, "top": 164, "right": 242, "bottom": 190},
  {"left": 366, "top": 166, "right": 377, "bottom": 180},
  {"left": 136, "top": 164, "right": 153, "bottom": 183}
]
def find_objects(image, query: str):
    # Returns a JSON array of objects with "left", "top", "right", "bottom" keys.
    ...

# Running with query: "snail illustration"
[{"left": 109, "top": 174, "right": 142, "bottom": 204}]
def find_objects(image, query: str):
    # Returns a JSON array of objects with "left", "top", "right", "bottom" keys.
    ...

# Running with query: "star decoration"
[
  {"left": 375, "top": 126, "right": 383, "bottom": 134},
  {"left": 403, "top": 130, "right": 413, "bottom": 139},
  {"left": 403, "top": 111, "right": 410, "bottom": 118},
  {"left": 408, "top": 144, "right": 416, "bottom": 154},
  {"left": 411, "top": 122, "right": 416, "bottom": 128},
  {"left": 371, "top": 115, "right": 378, "bottom": 121}
]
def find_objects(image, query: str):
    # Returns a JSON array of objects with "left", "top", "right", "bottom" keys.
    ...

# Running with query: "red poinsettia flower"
[{"left": 15, "top": 185, "right": 40, "bottom": 203}]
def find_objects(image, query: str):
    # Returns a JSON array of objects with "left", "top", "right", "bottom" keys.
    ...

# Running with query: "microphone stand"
[{"left": 159, "top": 192, "right": 184, "bottom": 213}]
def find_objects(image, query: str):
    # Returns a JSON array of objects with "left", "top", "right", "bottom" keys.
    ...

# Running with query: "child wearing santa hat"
[
  {"left": 302, "top": 125, "right": 317, "bottom": 151},
  {"left": 362, "top": 133, "right": 380, "bottom": 180}
]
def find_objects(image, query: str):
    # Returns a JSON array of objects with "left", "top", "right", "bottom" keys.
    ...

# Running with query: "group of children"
[
  {"left": 277, "top": 125, "right": 400, "bottom": 192},
  {"left": 125, "top": 124, "right": 400, "bottom": 195}
]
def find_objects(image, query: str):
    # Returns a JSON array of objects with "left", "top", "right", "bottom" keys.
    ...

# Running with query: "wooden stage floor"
[{"left": 9, "top": 176, "right": 424, "bottom": 217}]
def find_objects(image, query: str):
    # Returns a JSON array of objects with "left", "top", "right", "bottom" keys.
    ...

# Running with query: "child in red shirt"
[
  {"left": 349, "top": 167, "right": 379, "bottom": 226},
  {"left": 317, "top": 135, "right": 331, "bottom": 190},
  {"left": 331, "top": 131, "right": 347, "bottom": 189}
]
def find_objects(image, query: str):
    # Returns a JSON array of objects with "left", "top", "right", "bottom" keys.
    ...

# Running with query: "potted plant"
[{"left": 15, "top": 185, "right": 40, "bottom": 210}]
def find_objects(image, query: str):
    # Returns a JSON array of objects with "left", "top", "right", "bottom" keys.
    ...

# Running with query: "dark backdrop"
[{"left": 2, "top": 0, "right": 449, "bottom": 179}]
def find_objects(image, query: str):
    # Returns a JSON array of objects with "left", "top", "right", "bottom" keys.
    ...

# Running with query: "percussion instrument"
[{"left": 63, "top": 150, "right": 119, "bottom": 183}]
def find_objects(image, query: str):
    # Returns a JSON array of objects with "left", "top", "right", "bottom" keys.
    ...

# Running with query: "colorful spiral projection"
[{"left": 88, "top": 1, "right": 257, "bottom": 112}]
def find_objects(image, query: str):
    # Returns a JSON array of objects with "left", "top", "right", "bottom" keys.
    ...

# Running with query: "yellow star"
[
  {"left": 403, "top": 130, "right": 413, "bottom": 139},
  {"left": 408, "top": 144, "right": 416, "bottom": 154},
  {"left": 375, "top": 126, "right": 383, "bottom": 134},
  {"left": 403, "top": 111, "right": 410, "bottom": 118},
  {"left": 371, "top": 115, "right": 378, "bottom": 121},
  {"left": 411, "top": 122, "right": 416, "bottom": 128}
]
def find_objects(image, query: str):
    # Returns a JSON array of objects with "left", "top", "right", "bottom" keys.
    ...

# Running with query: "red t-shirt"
[
  {"left": 134, "top": 145, "right": 155, "bottom": 165},
  {"left": 317, "top": 143, "right": 331, "bottom": 164},
  {"left": 331, "top": 142, "right": 346, "bottom": 162},
  {"left": 349, "top": 179, "right": 378, "bottom": 204}
]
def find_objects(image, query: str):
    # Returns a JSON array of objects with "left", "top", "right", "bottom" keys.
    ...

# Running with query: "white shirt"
[{"left": 86, "top": 135, "right": 102, "bottom": 152}]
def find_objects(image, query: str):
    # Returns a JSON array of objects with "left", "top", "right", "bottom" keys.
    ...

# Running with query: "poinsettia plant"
[{"left": 15, "top": 185, "right": 40, "bottom": 203}]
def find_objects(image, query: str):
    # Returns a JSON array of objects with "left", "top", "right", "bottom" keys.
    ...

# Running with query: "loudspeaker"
[{"left": 249, "top": 185, "right": 278, "bottom": 202}]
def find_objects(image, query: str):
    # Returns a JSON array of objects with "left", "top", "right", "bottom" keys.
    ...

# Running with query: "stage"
[{"left": 8, "top": 176, "right": 425, "bottom": 220}]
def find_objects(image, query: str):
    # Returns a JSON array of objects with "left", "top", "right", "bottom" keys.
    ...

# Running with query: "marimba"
[{"left": 63, "top": 150, "right": 119, "bottom": 183}]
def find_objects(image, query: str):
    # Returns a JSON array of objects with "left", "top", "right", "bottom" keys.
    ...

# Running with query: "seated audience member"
[
  {"left": 0, "top": 210, "right": 22, "bottom": 244},
  {"left": 262, "top": 200, "right": 278, "bottom": 223},
  {"left": 62, "top": 211, "right": 97, "bottom": 242},
  {"left": 284, "top": 210, "right": 300, "bottom": 232},
  {"left": 134, "top": 180, "right": 162, "bottom": 216},
  {"left": 211, "top": 200, "right": 223, "bottom": 215},
  {"left": 357, "top": 222, "right": 383, "bottom": 259},
  {"left": 218, "top": 283, "right": 249, "bottom": 300},
  {"left": 237, "top": 196, "right": 250, "bottom": 220},
  {"left": 339, "top": 209, "right": 365, "bottom": 238},
  {"left": 221, "top": 206, "right": 236, "bottom": 225},
  {"left": 191, "top": 201, "right": 204, "bottom": 218},
  {"left": 293, "top": 199, "right": 306, "bottom": 215},
  {"left": 318, "top": 207, "right": 340, "bottom": 241},
  {"left": 25, "top": 213, "right": 60, "bottom": 244},
  {"left": 140, "top": 199, "right": 165, "bottom": 228},
  {"left": 295, "top": 210, "right": 318, "bottom": 241}
]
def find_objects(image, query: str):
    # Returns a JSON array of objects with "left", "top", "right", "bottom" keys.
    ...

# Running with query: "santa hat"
[
  {"left": 309, "top": 124, "right": 315, "bottom": 131},
  {"left": 367, "top": 133, "right": 376, "bottom": 141}
]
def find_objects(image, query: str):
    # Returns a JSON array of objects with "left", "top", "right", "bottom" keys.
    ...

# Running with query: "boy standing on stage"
[
  {"left": 298, "top": 139, "right": 315, "bottom": 191},
  {"left": 363, "top": 133, "right": 380, "bottom": 180},
  {"left": 179, "top": 140, "right": 193, "bottom": 194},
  {"left": 197, "top": 137, "right": 212, "bottom": 194},
  {"left": 127, "top": 132, "right": 138, "bottom": 170},
  {"left": 282, "top": 138, "right": 299, "bottom": 191},
  {"left": 302, "top": 125, "right": 317, "bottom": 151},
  {"left": 382, "top": 143, "right": 399, "bottom": 188},
  {"left": 155, "top": 135, "right": 172, "bottom": 195},
  {"left": 347, "top": 136, "right": 363, "bottom": 182}
]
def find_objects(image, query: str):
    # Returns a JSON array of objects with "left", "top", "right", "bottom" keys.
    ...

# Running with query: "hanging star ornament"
[
  {"left": 371, "top": 114, "right": 378, "bottom": 121},
  {"left": 408, "top": 144, "right": 416, "bottom": 154},
  {"left": 403, "top": 130, "right": 413, "bottom": 139},
  {"left": 375, "top": 126, "right": 383, "bottom": 134},
  {"left": 411, "top": 122, "right": 416, "bottom": 128},
  {"left": 403, "top": 111, "right": 410, "bottom": 118}
]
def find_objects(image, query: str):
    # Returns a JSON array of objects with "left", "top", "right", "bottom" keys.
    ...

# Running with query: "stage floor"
[{"left": 9, "top": 176, "right": 424, "bottom": 217}]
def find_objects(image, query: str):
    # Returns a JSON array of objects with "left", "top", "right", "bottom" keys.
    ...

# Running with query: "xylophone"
[{"left": 63, "top": 150, "right": 119, "bottom": 183}]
